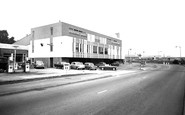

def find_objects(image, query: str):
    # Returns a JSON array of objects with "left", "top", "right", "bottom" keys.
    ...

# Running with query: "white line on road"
[{"left": 97, "top": 90, "right": 108, "bottom": 94}]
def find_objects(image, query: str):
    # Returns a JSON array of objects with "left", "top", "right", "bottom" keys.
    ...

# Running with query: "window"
[
  {"left": 104, "top": 38, "right": 107, "bottom": 44},
  {"left": 100, "top": 37, "right": 103, "bottom": 44},
  {"left": 99, "top": 47, "right": 104, "bottom": 54},
  {"left": 76, "top": 43, "right": 79, "bottom": 52},
  {"left": 87, "top": 34, "right": 91, "bottom": 41},
  {"left": 95, "top": 36, "right": 100, "bottom": 43},
  {"left": 87, "top": 44, "right": 90, "bottom": 53},
  {"left": 93, "top": 46, "right": 97, "bottom": 54},
  {"left": 79, "top": 43, "right": 83, "bottom": 53},
  {"left": 50, "top": 27, "right": 53, "bottom": 35},
  {"left": 91, "top": 35, "right": 95, "bottom": 42},
  {"left": 105, "top": 48, "right": 108, "bottom": 54}
]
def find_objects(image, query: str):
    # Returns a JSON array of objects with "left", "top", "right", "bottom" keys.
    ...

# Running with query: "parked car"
[
  {"left": 96, "top": 62, "right": 117, "bottom": 70},
  {"left": 84, "top": 62, "right": 97, "bottom": 70},
  {"left": 70, "top": 62, "right": 85, "bottom": 70},
  {"left": 54, "top": 62, "right": 70, "bottom": 69},
  {"left": 34, "top": 60, "right": 45, "bottom": 69},
  {"left": 95, "top": 62, "right": 108, "bottom": 67},
  {"left": 111, "top": 61, "right": 120, "bottom": 66}
]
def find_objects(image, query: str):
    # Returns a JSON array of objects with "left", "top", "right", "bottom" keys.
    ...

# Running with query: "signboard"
[{"left": 69, "top": 27, "right": 87, "bottom": 38}]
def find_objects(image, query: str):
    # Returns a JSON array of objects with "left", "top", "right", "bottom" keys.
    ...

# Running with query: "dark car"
[
  {"left": 95, "top": 62, "right": 107, "bottom": 67},
  {"left": 34, "top": 60, "right": 45, "bottom": 69},
  {"left": 96, "top": 62, "right": 117, "bottom": 71},
  {"left": 54, "top": 62, "right": 70, "bottom": 69},
  {"left": 84, "top": 62, "right": 97, "bottom": 70},
  {"left": 111, "top": 61, "right": 120, "bottom": 66}
]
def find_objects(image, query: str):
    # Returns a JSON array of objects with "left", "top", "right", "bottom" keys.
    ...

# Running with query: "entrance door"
[{"left": 50, "top": 57, "right": 53, "bottom": 68}]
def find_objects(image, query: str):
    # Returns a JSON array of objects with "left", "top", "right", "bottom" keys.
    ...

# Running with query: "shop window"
[
  {"left": 93, "top": 46, "right": 97, "bottom": 54},
  {"left": 87, "top": 44, "right": 90, "bottom": 53},
  {"left": 79, "top": 43, "right": 83, "bottom": 53},
  {"left": 105, "top": 48, "right": 108, "bottom": 54},
  {"left": 99, "top": 47, "right": 104, "bottom": 54},
  {"left": 76, "top": 43, "right": 79, "bottom": 52}
]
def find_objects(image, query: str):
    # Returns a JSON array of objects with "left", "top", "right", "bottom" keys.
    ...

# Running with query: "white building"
[{"left": 19, "top": 22, "right": 122, "bottom": 67}]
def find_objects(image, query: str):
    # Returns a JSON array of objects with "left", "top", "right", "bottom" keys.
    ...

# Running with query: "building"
[{"left": 28, "top": 22, "right": 122, "bottom": 67}]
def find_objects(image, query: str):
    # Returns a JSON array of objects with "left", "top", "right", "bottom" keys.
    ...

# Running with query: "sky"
[{"left": 1, "top": 0, "right": 185, "bottom": 57}]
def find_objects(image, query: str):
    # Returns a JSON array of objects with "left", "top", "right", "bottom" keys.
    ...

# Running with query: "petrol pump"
[
  {"left": 24, "top": 57, "right": 30, "bottom": 72},
  {"left": 7, "top": 53, "right": 14, "bottom": 73}
]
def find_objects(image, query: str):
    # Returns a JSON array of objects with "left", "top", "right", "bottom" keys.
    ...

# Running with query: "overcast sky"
[{"left": 1, "top": 0, "right": 185, "bottom": 57}]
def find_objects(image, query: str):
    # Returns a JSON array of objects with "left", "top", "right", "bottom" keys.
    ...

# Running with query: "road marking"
[{"left": 97, "top": 90, "right": 108, "bottom": 94}]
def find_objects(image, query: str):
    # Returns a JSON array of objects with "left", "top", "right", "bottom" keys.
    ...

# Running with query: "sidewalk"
[
  {"left": 0, "top": 63, "right": 161, "bottom": 84},
  {"left": 0, "top": 63, "right": 159, "bottom": 85},
  {"left": 0, "top": 68, "right": 138, "bottom": 96},
  {"left": 0, "top": 68, "right": 101, "bottom": 85}
]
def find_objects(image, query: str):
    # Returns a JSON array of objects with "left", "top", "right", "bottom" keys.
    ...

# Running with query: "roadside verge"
[{"left": 0, "top": 70, "right": 138, "bottom": 96}]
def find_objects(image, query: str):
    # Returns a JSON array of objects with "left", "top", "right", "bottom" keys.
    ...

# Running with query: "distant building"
[{"left": 17, "top": 22, "right": 122, "bottom": 67}]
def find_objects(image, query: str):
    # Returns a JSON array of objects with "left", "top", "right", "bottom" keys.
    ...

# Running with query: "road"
[{"left": 0, "top": 64, "right": 185, "bottom": 115}]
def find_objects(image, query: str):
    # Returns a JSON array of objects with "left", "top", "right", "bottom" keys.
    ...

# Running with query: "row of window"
[
  {"left": 75, "top": 43, "right": 118, "bottom": 55},
  {"left": 87, "top": 34, "right": 107, "bottom": 44}
]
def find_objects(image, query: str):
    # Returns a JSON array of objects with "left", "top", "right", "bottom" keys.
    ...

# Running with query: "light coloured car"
[
  {"left": 34, "top": 60, "right": 45, "bottom": 69},
  {"left": 70, "top": 62, "right": 85, "bottom": 70}
]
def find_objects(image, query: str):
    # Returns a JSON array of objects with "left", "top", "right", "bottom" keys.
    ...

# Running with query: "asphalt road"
[{"left": 0, "top": 64, "right": 185, "bottom": 115}]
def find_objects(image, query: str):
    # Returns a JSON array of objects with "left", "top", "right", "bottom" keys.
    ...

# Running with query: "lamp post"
[
  {"left": 143, "top": 51, "right": 145, "bottom": 58},
  {"left": 128, "top": 49, "right": 132, "bottom": 64},
  {"left": 158, "top": 51, "right": 162, "bottom": 58},
  {"left": 175, "top": 46, "right": 181, "bottom": 57}
]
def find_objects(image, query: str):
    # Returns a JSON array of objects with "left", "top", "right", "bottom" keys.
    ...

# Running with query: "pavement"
[
  {"left": 0, "top": 67, "right": 138, "bottom": 83},
  {"left": 0, "top": 68, "right": 139, "bottom": 96}
]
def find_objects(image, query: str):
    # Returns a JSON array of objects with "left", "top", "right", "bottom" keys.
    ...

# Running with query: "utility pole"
[
  {"left": 128, "top": 49, "right": 132, "bottom": 64},
  {"left": 175, "top": 46, "right": 181, "bottom": 57}
]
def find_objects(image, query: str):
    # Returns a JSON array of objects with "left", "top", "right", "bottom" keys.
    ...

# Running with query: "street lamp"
[
  {"left": 143, "top": 51, "right": 145, "bottom": 58},
  {"left": 175, "top": 46, "right": 181, "bottom": 57},
  {"left": 158, "top": 51, "right": 162, "bottom": 58},
  {"left": 128, "top": 49, "right": 132, "bottom": 64}
]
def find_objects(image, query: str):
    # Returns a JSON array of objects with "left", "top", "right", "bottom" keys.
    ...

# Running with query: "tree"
[{"left": 0, "top": 30, "right": 16, "bottom": 44}]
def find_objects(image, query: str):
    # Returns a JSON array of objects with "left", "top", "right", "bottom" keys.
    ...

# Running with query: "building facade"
[{"left": 29, "top": 22, "right": 122, "bottom": 67}]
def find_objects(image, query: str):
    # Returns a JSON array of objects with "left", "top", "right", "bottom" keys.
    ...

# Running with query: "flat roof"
[{"left": 0, "top": 43, "right": 28, "bottom": 50}]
